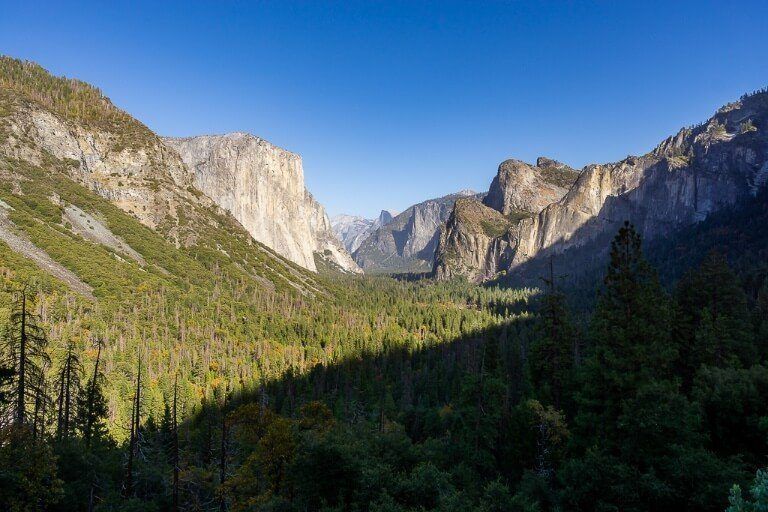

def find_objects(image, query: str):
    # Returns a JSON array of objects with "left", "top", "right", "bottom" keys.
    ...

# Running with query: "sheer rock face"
[
  {"left": 353, "top": 190, "right": 480, "bottom": 273},
  {"left": 305, "top": 190, "right": 362, "bottom": 273},
  {"left": 164, "top": 133, "right": 361, "bottom": 273},
  {"left": 435, "top": 91, "right": 768, "bottom": 283},
  {"left": 433, "top": 198, "right": 514, "bottom": 282},
  {"left": 434, "top": 159, "right": 577, "bottom": 280},
  {"left": 511, "top": 93, "right": 768, "bottom": 278},
  {"left": 483, "top": 158, "right": 579, "bottom": 215},
  {"left": 332, "top": 210, "right": 396, "bottom": 254}
]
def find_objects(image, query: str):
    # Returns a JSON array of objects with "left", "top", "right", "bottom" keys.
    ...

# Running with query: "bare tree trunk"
[
  {"left": 172, "top": 373, "right": 179, "bottom": 512},
  {"left": 125, "top": 356, "right": 141, "bottom": 497},
  {"left": 85, "top": 341, "right": 102, "bottom": 448},
  {"left": 16, "top": 290, "right": 27, "bottom": 426},
  {"left": 63, "top": 348, "right": 73, "bottom": 439},
  {"left": 219, "top": 394, "right": 228, "bottom": 512},
  {"left": 87, "top": 484, "right": 95, "bottom": 512}
]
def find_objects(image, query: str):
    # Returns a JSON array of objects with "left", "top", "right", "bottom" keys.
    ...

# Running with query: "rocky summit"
[
  {"left": 483, "top": 157, "right": 579, "bottom": 216},
  {"left": 0, "top": 56, "right": 356, "bottom": 297},
  {"left": 433, "top": 197, "right": 515, "bottom": 282},
  {"left": 434, "top": 158, "right": 578, "bottom": 281}
]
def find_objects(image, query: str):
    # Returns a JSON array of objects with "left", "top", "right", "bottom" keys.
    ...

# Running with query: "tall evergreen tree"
[
  {"left": 564, "top": 223, "right": 739, "bottom": 512},
  {"left": 55, "top": 341, "right": 83, "bottom": 442},
  {"left": 575, "top": 222, "right": 676, "bottom": 444},
  {"left": 676, "top": 252, "right": 755, "bottom": 376},
  {"left": 75, "top": 339, "right": 109, "bottom": 448},
  {"left": 1, "top": 288, "right": 51, "bottom": 428},
  {"left": 528, "top": 258, "right": 578, "bottom": 413},
  {"left": 125, "top": 355, "right": 142, "bottom": 498}
]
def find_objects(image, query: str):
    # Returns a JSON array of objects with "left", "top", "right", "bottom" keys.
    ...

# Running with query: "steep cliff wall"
[
  {"left": 436, "top": 91, "right": 768, "bottom": 284},
  {"left": 510, "top": 92, "right": 768, "bottom": 281},
  {"left": 332, "top": 210, "right": 396, "bottom": 254},
  {"left": 434, "top": 159, "right": 577, "bottom": 280},
  {"left": 0, "top": 57, "right": 326, "bottom": 295},
  {"left": 0, "top": 84, "right": 206, "bottom": 246},
  {"left": 163, "top": 133, "right": 361, "bottom": 273},
  {"left": 433, "top": 198, "right": 514, "bottom": 282},
  {"left": 483, "top": 157, "right": 578, "bottom": 216}
]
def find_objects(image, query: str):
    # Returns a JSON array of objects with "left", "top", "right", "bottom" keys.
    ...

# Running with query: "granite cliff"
[
  {"left": 433, "top": 198, "right": 515, "bottom": 282},
  {"left": 483, "top": 157, "right": 578, "bottom": 216},
  {"left": 434, "top": 90, "right": 768, "bottom": 284},
  {"left": 163, "top": 133, "right": 360, "bottom": 274},
  {"left": 509, "top": 91, "right": 768, "bottom": 283},
  {"left": 434, "top": 159, "right": 577, "bottom": 281},
  {"left": 0, "top": 56, "right": 333, "bottom": 296}
]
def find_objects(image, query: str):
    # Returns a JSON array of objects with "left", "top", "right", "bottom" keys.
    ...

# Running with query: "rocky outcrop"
[
  {"left": 0, "top": 202, "right": 95, "bottom": 299},
  {"left": 483, "top": 157, "right": 578, "bottom": 216},
  {"left": 0, "top": 57, "right": 331, "bottom": 296},
  {"left": 433, "top": 198, "right": 514, "bottom": 282},
  {"left": 0, "top": 91, "right": 199, "bottom": 239},
  {"left": 434, "top": 160, "right": 577, "bottom": 280},
  {"left": 332, "top": 210, "right": 396, "bottom": 254},
  {"left": 164, "top": 133, "right": 361, "bottom": 274},
  {"left": 354, "top": 190, "right": 480, "bottom": 273},
  {"left": 305, "top": 190, "right": 361, "bottom": 273}
]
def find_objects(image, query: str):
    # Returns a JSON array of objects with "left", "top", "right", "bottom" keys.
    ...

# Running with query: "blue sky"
[{"left": 2, "top": 1, "right": 767, "bottom": 218}]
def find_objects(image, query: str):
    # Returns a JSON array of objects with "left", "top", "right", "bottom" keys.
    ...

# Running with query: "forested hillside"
[{"left": 2, "top": 220, "right": 767, "bottom": 510}]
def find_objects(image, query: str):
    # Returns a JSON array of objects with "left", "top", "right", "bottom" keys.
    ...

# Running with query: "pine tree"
[
  {"left": 1, "top": 288, "right": 51, "bottom": 428},
  {"left": 529, "top": 258, "right": 577, "bottom": 412},
  {"left": 172, "top": 374, "right": 179, "bottom": 512},
  {"left": 676, "top": 252, "right": 755, "bottom": 377},
  {"left": 125, "top": 354, "right": 142, "bottom": 497},
  {"left": 726, "top": 468, "right": 768, "bottom": 512},
  {"left": 75, "top": 339, "right": 109, "bottom": 448},
  {"left": 55, "top": 341, "right": 83, "bottom": 442},
  {"left": 564, "top": 223, "right": 733, "bottom": 511},
  {"left": 218, "top": 387, "right": 230, "bottom": 512},
  {"left": 576, "top": 222, "right": 676, "bottom": 444}
]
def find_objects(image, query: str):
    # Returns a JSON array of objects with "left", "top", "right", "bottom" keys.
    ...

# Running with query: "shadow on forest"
[{"left": 184, "top": 308, "right": 537, "bottom": 442}]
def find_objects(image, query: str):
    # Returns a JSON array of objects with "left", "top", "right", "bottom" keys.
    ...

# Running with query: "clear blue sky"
[{"left": 2, "top": 1, "right": 767, "bottom": 218}]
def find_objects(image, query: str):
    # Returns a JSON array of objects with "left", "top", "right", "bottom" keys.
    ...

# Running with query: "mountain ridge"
[
  {"left": 353, "top": 190, "right": 482, "bottom": 273},
  {"left": 433, "top": 88, "right": 768, "bottom": 283},
  {"left": 331, "top": 209, "right": 396, "bottom": 254}
]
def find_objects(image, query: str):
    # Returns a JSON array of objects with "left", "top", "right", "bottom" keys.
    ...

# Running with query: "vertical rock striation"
[
  {"left": 434, "top": 90, "right": 768, "bottom": 284},
  {"left": 433, "top": 198, "right": 514, "bottom": 282},
  {"left": 434, "top": 160, "right": 578, "bottom": 281},
  {"left": 483, "top": 158, "right": 578, "bottom": 216},
  {"left": 164, "top": 133, "right": 361, "bottom": 273},
  {"left": 510, "top": 92, "right": 768, "bottom": 281}
]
